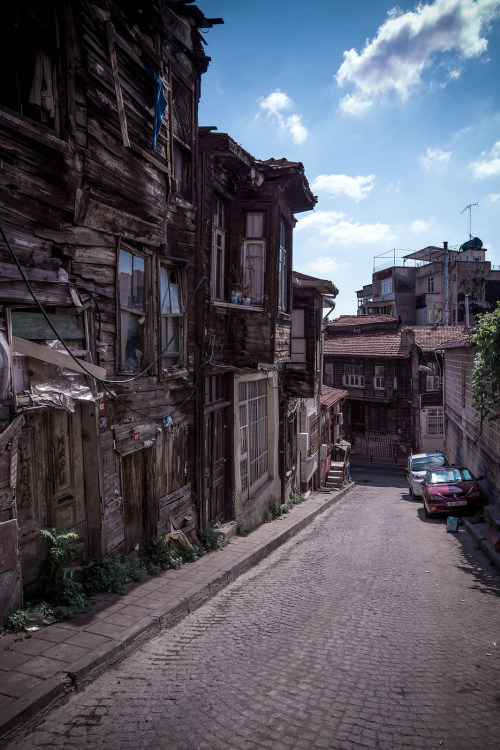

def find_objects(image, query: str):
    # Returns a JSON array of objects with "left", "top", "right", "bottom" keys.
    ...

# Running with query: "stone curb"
[
  {"left": 0, "top": 483, "right": 354, "bottom": 746},
  {"left": 463, "top": 519, "right": 500, "bottom": 574}
]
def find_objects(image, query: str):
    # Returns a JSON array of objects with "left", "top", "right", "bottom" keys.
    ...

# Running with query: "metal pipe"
[{"left": 465, "top": 295, "right": 470, "bottom": 326}]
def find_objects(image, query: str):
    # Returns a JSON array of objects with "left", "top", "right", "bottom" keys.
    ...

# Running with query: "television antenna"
[{"left": 460, "top": 202, "right": 478, "bottom": 240}]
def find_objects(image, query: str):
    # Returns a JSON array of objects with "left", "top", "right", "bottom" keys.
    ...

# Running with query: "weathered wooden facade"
[
  {"left": 323, "top": 317, "right": 415, "bottom": 461},
  {"left": 0, "top": 0, "right": 222, "bottom": 620},
  {"left": 196, "top": 133, "right": 322, "bottom": 529}
]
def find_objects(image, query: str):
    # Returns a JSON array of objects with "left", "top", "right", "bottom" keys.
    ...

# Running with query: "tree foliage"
[{"left": 472, "top": 301, "right": 500, "bottom": 421}]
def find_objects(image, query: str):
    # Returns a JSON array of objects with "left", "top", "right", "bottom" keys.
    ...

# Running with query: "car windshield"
[
  {"left": 427, "top": 468, "right": 473, "bottom": 484},
  {"left": 411, "top": 455, "right": 447, "bottom": 471}
]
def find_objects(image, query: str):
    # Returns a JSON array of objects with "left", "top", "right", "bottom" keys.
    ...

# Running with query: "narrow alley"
[{"left": 5, "top": 466, "right": 500, "bottom": 750}]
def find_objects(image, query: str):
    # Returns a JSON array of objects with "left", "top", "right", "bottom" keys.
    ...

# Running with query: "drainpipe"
[
  {"left": 465, "top": 295, "right": 470, "bottom": 327},
  {"left": 443, "top": 241, "right": 449, "bottom": 325}
]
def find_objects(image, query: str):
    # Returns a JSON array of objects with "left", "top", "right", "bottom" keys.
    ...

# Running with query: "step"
[{"left": 484, "top": 504, "right": 500, "bottom": 531}]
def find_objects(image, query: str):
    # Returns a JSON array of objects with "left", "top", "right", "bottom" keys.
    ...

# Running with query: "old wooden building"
[
  {"left": 0, "top": 0, "right": 222, "bottom": 619},
  {"left": 196, "top": 132, "right": 323, "bottom": 530}
]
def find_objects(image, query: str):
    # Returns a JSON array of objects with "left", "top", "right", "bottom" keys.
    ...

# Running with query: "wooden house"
[
  {"left": 323, "top": 316, "right": 415, "bottom": 462},
  {"left": 196, "top": 132, "right": 320, "bottom": 529},
  {"left": 0, "top": 0, "right": 221, "bottom": 619}
]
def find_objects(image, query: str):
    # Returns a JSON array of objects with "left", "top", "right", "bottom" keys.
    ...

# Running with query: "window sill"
[
  {"left": 211, "top": 300, "right": 264, "bottom": 312},
  {"left": 0, "top": 109, "right": 73, "bottom": 156},
  {"left": 161, "top": 367, "right": 188, "bottom": 380}
]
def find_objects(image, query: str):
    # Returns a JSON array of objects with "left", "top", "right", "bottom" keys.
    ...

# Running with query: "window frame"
[
  {"left": 241, "top": 210, "right": 266, "bottom": 306},
  {"left": 381, "top": 277, "right": 392, "bottom": 296},
  {"left": 238, "top": 378, "right": 269, "bottom": 496},
  {"left": 117, "top": 246, "right": 150, "bottom": 374},
  {"left": 278, "top": 219, "right": 290, "bottom": 311},
  {"left": 0, "top": 0, "right": 68, "bottom": 138},
  {"left": 426, "top": 408, "right": 444, "bottom": 436},
  {"left": 374, "top": 365, "right": 385, "bottom": 390},
  {"left": 343, "top": 363, "right": 365, "bottom": 388},
  {"left": 159, "top": 263, "right": 184, "bottom": 374},
  {"left": 211, "top": 196, "right": 227, "bottom": 302}
]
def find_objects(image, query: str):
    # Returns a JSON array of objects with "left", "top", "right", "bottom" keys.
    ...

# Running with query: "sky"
[{"left": 196, "top": 0, "right": 500, "bottom": 316}]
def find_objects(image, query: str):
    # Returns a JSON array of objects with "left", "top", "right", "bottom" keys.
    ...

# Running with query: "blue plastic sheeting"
[{"left": 152, "top": 72, "right": 168, "bottom": 150}]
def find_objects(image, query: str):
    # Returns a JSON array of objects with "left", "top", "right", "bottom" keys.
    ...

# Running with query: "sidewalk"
[{"left": 0, "top": 484, "right": 354, "bottom": 746}]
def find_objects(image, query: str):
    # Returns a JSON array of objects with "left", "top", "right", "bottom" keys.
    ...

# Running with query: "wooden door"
[
  {"left": 204, "top": 407, "right": 228, "bottom": 522},
  {"left": 122, "top": 450, "right": 147, "bottom": 553},
  {"left": 16, "top": 405, "right": 87, "bottom": 596}
]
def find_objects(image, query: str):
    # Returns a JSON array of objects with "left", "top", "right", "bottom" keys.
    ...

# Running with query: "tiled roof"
[
  {"left": 408, "top": 326, "right": 470, "bottom": 350},
  {"left": 320, "top": 385, "right": 347, "bottom": 407},
  {"left": 328, "top": 315, "right": 398, "bottom": 326},
  {"left": 323, "top": 333, "right": 411, "bottom": 358},
  {"left": 438, "top": 333, "right": 475, "bottom": 350}
]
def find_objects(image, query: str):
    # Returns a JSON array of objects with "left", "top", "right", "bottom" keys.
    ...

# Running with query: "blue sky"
[{"left": 197, "top": 0, "right": 500, "bottom": 316}]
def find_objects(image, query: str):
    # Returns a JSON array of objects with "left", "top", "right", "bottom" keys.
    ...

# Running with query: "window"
[
  {"left": 374, "top": 365, "right": 385, "bottom": 389},
  {"left": 239, "top": 379, "right": 268, "bottom": 494},
  {"left": 173, "top": 142, "right": 191, "bottom": 200},
  {"left": 160, "top": 266, "right": 182, "bottom": 369},
  {"left": 324, "top": 362, "right": 334, "bottom": 385},
  {"left": 278, "top": 220, "right": 289, "bottom": 311},
  {"left": 343, "top": 364, "right": 364, "bottom": 388},
  {"left": 426, "top": 409, "right": 444, "bottom": 436},
  {"left": 291, "top": 309, "right": 306, "bottom": 364},
  {"left": 118, "top": 248, "right": 146, "bottom": 372},
  {"left": 242, "top": 212, "right": 265, "bottom": 304},
  {"left": 212, "top": 197, "right": 227, "bottom": 301},
  {"left": 425, "top": 362, "right": 440, "bottom": 391},
  {"left": 1, "top": 1, "right": 62, "bottom": 132},
  {"left": 381, "top": 278, "right": 392, "bottom": 295},
  {"left": 427, "top": 277, "right": 434, "bottom": 293},
  {"left": 172, "top": 77, "right": 192, "bottom": 201}
]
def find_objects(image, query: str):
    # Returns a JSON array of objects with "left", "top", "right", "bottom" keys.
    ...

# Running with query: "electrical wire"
[{"left": 1, "top": 223, "right": 208, "bottom": 421}]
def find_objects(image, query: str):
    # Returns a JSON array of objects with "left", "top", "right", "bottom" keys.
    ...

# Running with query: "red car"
[{"left": 421, "top": 466, "right": 484, "bottom": 518}]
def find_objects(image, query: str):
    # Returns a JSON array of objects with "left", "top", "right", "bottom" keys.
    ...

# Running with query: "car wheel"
[
  {"left": 408, "top": 485, "right": 413, "bottom": 498},
  {"left": 423, "top": 501, "right": 431, "bottom": 518}
]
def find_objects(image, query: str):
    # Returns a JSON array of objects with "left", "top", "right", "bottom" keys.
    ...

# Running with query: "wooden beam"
[
  {"left": 103, "top": 0, "right": 130, "bottom": 148},
  {"left": 12, "top": 336, "right": 107, "bottom": 379},
  {"left": 0, "top": 414, "right": 25, "bottom": 452}
]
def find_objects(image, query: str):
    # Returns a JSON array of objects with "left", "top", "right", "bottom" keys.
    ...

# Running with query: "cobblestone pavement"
[{"left": 7, "top": 466, "right": 500, "bottom": 750}]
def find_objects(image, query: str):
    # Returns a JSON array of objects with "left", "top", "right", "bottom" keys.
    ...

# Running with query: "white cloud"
[
  {"left": 419, "top": 147, "right": 453, "bottom": 170},
  {"left": 488, "top": 193, "right": 500, "bottom": 203},
  {"left": 258, "top": 90, "right": 309, "bottom": 143},
  {"left": 410, "top": 219, "right": 433, "bottom": 233},
  {"left": 259, "top": 90, "right": 292, "bottom": 117},
  {"left": 312, "top": 173, "right": 375, "bottom": 202},
  {"left": 286, "top": 114, "right": 308, "bottom": 144},
  {"left": 295, "top": 210, "right": 395, "bottom": 245},
  {"left": 470, "top": 141, "right": 500, "bottom": 178},
  {"left": 336, "top": 0, "right": 500, "bottom": 114}
]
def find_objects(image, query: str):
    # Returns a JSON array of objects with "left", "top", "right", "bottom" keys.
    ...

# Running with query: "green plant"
[
  {"left": 141, "top": 536, "right": 183, "bottom": 575},
  {"left": 307, "top": 443, "right": 316, "bottom": 456},
  {"left": 472, "top": 301, "right": 500, "bottom": 421},
  {"left": 5, "top": 609, "right": 27, "bottom": 633},
  {"left": 198, "top": 520, "right": 227, "bottom": 550},
  {"left": 289, "top": 490, "right": 306, "bottom": 506},
  {"left": 83, "top": 552, "right": 146, "bottom": 596},
  {"left": 233, "top": 491, "right": 242, "bottom": 533},
  {"left": 39, "top": 527, "right": 90, "bottom": 616}
]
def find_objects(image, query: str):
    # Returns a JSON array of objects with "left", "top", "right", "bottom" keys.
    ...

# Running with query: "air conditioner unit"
[
  {"left": 297, "top": 432, "right": 309, "bottom": 451},
  {"left": 335, "top": 413, "right": 344, "bottom": 425},
  {"left": 320, "top": 444, "right": 328, "bottom": 461}
]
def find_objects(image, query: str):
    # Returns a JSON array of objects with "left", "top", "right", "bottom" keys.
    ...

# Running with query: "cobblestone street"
[{"left": 6, "top": 465, "right": 500, "bottom": 750}]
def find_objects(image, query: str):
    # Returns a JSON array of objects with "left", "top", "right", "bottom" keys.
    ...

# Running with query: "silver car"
[{"left": 407, "top": 452, "right": 449, "bottom": 498}]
